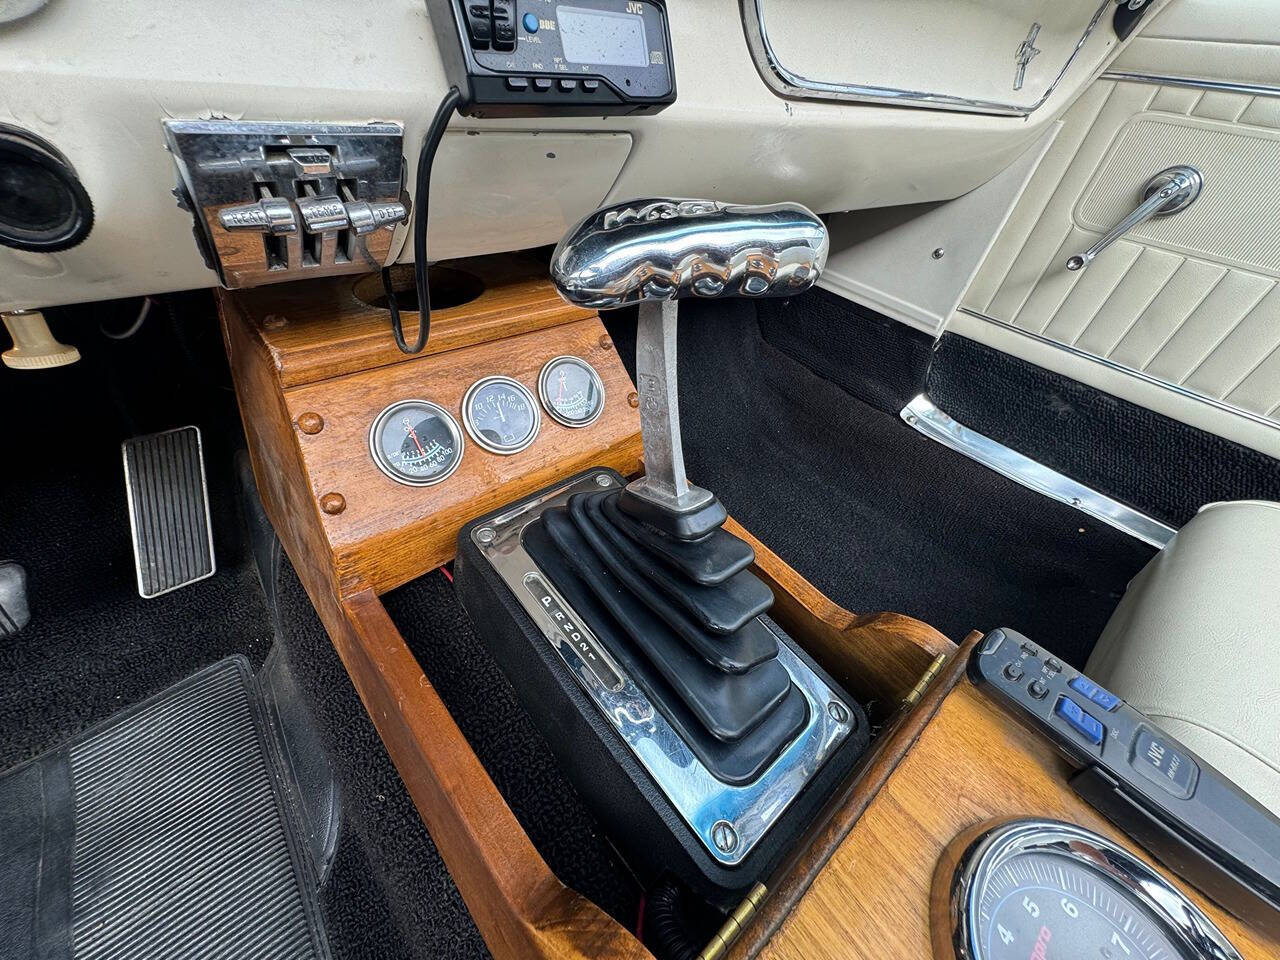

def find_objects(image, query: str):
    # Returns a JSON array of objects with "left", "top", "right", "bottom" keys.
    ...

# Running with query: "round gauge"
[
  {"left": 538, "top": 355, "right": 605, "bottom": 428},
  {"left": 942, "top": 820, "right": 1240, "bottom": 960},
  {"left": 368, "top": 399, "right": 464, "bottom": 487},
  {"left": 461, "top": 376, "right": 540, "bottom": 455}
]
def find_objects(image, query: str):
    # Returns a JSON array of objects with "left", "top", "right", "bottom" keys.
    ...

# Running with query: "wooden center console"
[{"left": 219, "top": 253, "right": 1274, "bottom": 960}]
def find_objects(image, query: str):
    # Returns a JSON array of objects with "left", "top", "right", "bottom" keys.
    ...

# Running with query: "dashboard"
[{"left": 0, "top": 0, "right": 1154, "bottom": 312}]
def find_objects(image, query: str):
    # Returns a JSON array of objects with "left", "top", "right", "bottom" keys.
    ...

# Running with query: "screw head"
[
  {"left": 931, "top": 247, "right": 945, "bottom": 260},
  {"left": 297, "top": 412, "right": 324, "bottom": 435},
  {"left": 828, "top": 701, "right": 849, "bottom": 724},
  {"left": 320, "top": 492, "right": 346, "bottom": 515},
  {"left": 595, "top": 474, "right": 612, "bottom": 487},
  {"left": 476, "top": 527, "right": 495, "bottom": 544},
  {"left": 711, "top": 820, "right": 739, "bottom": 854}
]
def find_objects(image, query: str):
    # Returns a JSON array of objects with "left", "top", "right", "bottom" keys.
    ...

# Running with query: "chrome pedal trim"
[
  {"left": 471, "top": 472, "right": 853, "bottom": 866},
  {"left": 123, "top": 425, "right": 217, "bottom": 598},
  {"left": 901, "top": 394, "right": 1176, "bottom": 548}
]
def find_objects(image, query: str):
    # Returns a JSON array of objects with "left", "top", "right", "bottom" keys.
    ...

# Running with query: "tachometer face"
[
  {"left": 538, "top": 355, "right": 605, "bottom": 428},
  {"left": 369, "top": 400, "right": 464, "bottom": 486},
  {"left": 946, "top": 821, "right": 1240, "bottom": 960},
  {"left": 974, "top": 850, "right": 1181, "bottom": 960},
  {"left": 462, "top": 376, "right": 540, "bottom": 455}
]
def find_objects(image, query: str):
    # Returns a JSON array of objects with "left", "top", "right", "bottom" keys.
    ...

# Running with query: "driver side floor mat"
[{"left": 0, "top": 656, "right": 330, "bottom": 960}]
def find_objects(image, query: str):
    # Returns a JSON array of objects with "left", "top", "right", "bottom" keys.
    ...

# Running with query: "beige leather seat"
[{"left": 1087, "top": 500, "right": 1280, "bottom": 816}]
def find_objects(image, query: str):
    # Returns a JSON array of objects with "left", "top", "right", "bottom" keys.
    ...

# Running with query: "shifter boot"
[
  {"left": 524, "top": 517, "right": 809, "bottom": 784},
  {"left": 575, "top": 492, "right": 772, "bottom": 634},
  {"left": 601, "top": 491, "right": 754, "bottom": 585},
  {"left": 541, "top": 507, "right": 791, "bottom": 740}
]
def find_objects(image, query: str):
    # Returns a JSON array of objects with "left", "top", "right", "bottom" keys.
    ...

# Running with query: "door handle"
[{"left": 1066, "top": 165, "right": 1203, "bottom": 271}]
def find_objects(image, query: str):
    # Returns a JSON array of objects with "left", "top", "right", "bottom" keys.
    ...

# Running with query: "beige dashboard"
[{"left": 0, "top": 0, "right": 1159, "bottom": 311}]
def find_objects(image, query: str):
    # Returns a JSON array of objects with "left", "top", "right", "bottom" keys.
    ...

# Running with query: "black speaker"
[{"left": 0, "top": 125, "right": 93, "bottom": 253}]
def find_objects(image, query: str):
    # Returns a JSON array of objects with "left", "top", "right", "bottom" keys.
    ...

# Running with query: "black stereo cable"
[{"left": 384, "top": 85, "right": 464, "bottom": 354}]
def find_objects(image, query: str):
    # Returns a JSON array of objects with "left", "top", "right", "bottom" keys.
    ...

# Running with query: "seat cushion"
[{"left": 1086, "top": 500, "right": 1280, "bottom": 816}]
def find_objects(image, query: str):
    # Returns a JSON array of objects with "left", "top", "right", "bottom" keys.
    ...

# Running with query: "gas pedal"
[{"left": 123, "top": 426, "right": 216, "bottom": 598}]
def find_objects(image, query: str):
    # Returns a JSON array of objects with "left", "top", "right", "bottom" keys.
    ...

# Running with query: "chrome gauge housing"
[
  {"left": 461, "top": 376, "right": 540, "bottom": 455},
  {"left": 947, "top": 820, "right": 1241, "bottom": 960},
  {"left": 368, "top": 399, "right": 465, "bottom": 487}
]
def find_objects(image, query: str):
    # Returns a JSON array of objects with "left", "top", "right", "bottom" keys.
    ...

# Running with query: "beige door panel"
[{"left": 960, "top": 76, "right": 1280, "bottom": 445}]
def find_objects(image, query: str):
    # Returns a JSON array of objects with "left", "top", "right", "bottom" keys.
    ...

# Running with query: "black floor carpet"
[
  {"left": 0, "top": 295, "right": 274, "bottom": 769},
  {"left": 605, "top": 294, "right": 1155, "bottom": 668}
]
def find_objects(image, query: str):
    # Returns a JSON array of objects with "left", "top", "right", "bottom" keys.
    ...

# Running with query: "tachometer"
[
  {"left": 538, "top": 355, "right": 605, "bottom": 428},
  {"left": 461, "top": 376, "right": 540, "bottom": 455},
  {"left": 369, "top": 399, "right": 464, "bottom": 486},
  {"left": 940, "top": 820, "right": 1240, "bottom": 960}
]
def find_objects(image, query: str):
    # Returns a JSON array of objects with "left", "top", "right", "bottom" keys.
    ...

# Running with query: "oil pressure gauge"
[
  {"left": 462, "top": 376, "right": 540, "bottom": 455},
  {"left": 369, "top": 399, "right": 464, "bottom": 486}
]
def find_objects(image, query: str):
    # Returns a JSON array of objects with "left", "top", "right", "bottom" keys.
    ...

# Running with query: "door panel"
[{"left": 960, "top": 2, "right": 1280, "bottom": 448}]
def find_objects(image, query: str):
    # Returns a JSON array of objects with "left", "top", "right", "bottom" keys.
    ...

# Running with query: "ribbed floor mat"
[{"left": 0, "top": 657, "right": 330, "bottom": 960}]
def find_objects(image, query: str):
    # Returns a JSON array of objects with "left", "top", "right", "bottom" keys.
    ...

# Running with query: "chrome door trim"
[
  {"left": 901, "top": 394, "right": 1176, "bottom": 547},
  {"left": 741, "top": 0, "right": 1113, "bottom": 117},
  {"left": 472, "top": 472, "right": 854, "bottom": 866},
  {"left": 956, "top": 307, "right": 1280, "bottom": 434},
  {"left": 1103, "top": 71, "right": 1280, "bottom": 99}
]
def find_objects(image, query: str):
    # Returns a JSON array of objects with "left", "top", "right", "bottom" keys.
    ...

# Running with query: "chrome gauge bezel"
[
  {"left": 460, "top": 375, "right": 541, "bottom": 456},
  {"left": 537, "top": 355, "right": 606, "bottom": 428},
  {"left": 368, "top": 399, "right": 465, "bottom": 487},
  {"left": 949, "top": 820, "right": 1242, "bottom": 960}
]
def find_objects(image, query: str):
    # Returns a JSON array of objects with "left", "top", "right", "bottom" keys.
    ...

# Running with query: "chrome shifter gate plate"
[{"left": 471, "top": 472, "right": 852, "bottom": 865}]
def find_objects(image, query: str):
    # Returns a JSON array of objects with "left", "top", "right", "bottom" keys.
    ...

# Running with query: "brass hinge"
[
  {"left": 698, "top": 882, "right": 768, "bottom": 960},
  {"left": 904, "top": 652, "right": 949, "bottom": 708}
]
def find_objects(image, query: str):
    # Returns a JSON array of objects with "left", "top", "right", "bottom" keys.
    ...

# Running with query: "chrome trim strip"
[
  {"left": 741, "top": 0, "right": 1112, "bottom": 117},
  {"left": 1102, "top": 70, "right": 1280, "bottom": 99},
  {"left": 956, "top": 307, "right": 1280, "bottom": 436},
  {"left": 473, "top": 472, "right": 853, "bottom": 865},
  {"left": 901, "top": 394, "right": 1175, "bottom": 548}
]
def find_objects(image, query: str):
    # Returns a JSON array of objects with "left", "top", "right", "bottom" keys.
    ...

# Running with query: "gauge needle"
[{"left": 406, "top": 425, "right": 427, "bottom": 457}]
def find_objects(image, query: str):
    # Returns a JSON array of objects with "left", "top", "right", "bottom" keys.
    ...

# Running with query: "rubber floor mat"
[{"left": 0, "top": 657, "right": 330, "bottom": 960}]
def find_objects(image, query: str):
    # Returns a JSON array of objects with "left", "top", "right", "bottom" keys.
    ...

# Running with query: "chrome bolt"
[
  {"left": 595, "top": 474, "right": 612, "bottom": 487},
  {"left": 476, "top": 527, "right": 495, "bottom": 544},
  {"left": 932, "top": 248, "right": 945, "bottom": 260},
  {"left": 711, "top": 820, "right": 739, "bottom": 854},
  {"left": 828, "top": 701, "right": 849, "bottom": 724}
]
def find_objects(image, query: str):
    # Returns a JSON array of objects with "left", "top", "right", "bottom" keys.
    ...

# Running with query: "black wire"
[{"left": 386, "top": 85, "right": 463, "bottom": 355}]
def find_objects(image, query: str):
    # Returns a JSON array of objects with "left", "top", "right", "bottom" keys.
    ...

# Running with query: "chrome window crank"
[{"left": 1066, "top": 165, "right": 1203, "bottom": 271}]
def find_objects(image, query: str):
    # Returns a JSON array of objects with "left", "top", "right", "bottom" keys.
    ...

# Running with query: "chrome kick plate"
[{"left": 472, "top": 472, "right": 852, "bottom": 866}]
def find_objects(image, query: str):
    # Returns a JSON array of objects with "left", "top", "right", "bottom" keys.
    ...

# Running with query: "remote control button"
[
  {"left": 1003, "top": 661, "right": 1024, "bottom": 682},
  {"left": 558, "top": 78, "right": 577, "bottom": 91},
  {"left": 1028, "top": 678, "right": 1049, "bottom": 700},
  {"left": 581, "top": 78, "right": 600, "bottom": 92},
  {"left": 1044, "top": 657, "right": 1063, "bottom": 675},
  {"left": 505, "top": 76, "right": 529, "bottom": 91},
  {"left": 1069, "top": 674, "right": 1121, "bottom": 712},
  {"left": 523, "top": 12, "right": 539, "bottom": 32},
  {"left": 1020, "top": 640, "right": 1039, "bottom": 657},
  {"left": 532, "top": 77, "right": 553, "bottom": 92},
  {"left": 1054, "top": 696, "right": 1104, "bottom": 746}
]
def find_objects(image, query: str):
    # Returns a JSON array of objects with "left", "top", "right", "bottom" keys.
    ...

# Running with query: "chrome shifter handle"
[
  {"left": 551, "top": 199, "right": 828, "bottom": 308},
  {"left": 1066, "top": 166, "right": 1203, "bottom": 272},
  {"left": 551, "top": 198, "right": 828, "bottom": 538}
]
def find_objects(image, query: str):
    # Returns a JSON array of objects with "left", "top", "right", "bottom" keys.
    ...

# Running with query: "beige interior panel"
[
  {"left": 1112, "top": 0, "right": 1280, "bottom": 89},
  {"left": 959, "top": 72, "right": 1280, "bottom": 444}
]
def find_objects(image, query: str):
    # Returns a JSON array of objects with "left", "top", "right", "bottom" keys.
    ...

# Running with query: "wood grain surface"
[
  {"left": 757, "top": 681, "right": 1280, "bottom": 960},
  {"left": 284, "top": 315, "right": 642, "bottom": 594},
  {"left": 237, "top": 253, "right": 594, "bottom": 386}
]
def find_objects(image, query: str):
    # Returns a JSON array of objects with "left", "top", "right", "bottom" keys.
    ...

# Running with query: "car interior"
[{"left": 2, "top": 1, "right": 1278, "bottom": 958}]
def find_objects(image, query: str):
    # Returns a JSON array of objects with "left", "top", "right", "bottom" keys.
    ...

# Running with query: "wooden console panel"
[
  {"left": 753, "top": 676, "right": 1280, "bottom": 960},
  {"left": 218, "top": 254, "right": 968, "bottom": 960}
]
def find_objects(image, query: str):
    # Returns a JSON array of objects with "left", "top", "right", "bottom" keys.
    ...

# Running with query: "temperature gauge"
[
  {"left": 369, "top": 399, "right": 464, "bottom": 486},
  {"left": 538, "top": 355, "right": 605, "bottom": 428},
  {"left": 462, "top": 376, "right": 540, "bottom": 455}
]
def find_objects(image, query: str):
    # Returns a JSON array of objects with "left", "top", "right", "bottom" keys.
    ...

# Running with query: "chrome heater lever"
[
  {"left": 551, "top": 199, "right": 828, "bottom": 538},
  {"left": 1066, "top": 165, "right": 1203, "bottom": 272}
]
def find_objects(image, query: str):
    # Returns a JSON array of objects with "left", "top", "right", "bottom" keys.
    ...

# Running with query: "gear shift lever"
[{"left": 551, "top": 199, "right": 828, "bottom": 538}]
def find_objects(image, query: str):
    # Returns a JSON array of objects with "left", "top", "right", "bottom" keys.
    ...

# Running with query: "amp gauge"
[
  {"left": 462, "top": 376, "right": 540, "bottom": 455},
  {"left": 369, "top": 399, "right": 464, "bottom": 486},
  {"left": 538, "top": 356, "right": 605, "bottom": 428}
]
